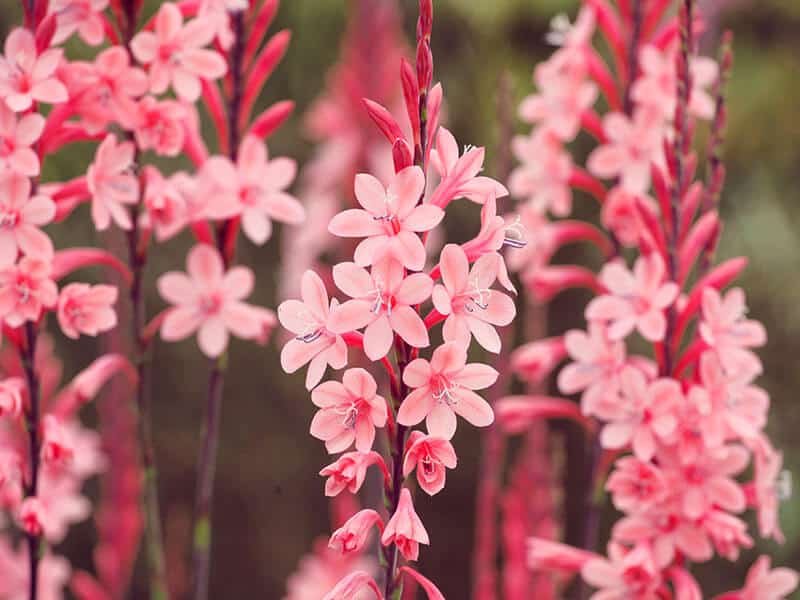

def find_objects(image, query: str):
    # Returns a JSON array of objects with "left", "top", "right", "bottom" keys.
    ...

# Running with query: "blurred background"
[{"left": 1, "top": 0, "right": 799, "bottom": 597}]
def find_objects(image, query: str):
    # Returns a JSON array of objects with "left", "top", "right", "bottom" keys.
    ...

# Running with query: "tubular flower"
[{"left": 380, "top": 488, "right": 430, "bottom": 561}]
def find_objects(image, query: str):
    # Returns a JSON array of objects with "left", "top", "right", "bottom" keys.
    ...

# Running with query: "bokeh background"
[{"left": 1, "top": 0, "right": 799, "bottom": 597}]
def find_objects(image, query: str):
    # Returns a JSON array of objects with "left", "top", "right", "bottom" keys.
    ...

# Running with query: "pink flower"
[
  {"left": 50, "top": 0, "right": 110, "bottom": 46},
  {"left": 402, "top": 430, "right": 457, "bottom": 496},
  {"left": 397, "top": 342, "right": 496, "bottom": 439},
  {"left": 0, "top": 377, "right": 24, "bottom": 418},
  {"left": 328, "top": 509, "right": 384, "bottom": 555},
  {"left": 0, "top": 257, "right": 58, "bottom": 326},
  {"left": 0, "top": 103, "right": 44, "bottom": 176},
  {"left": 328, "top": 260, "right": 432, "bottom": 360},
  {"left": 587, "top": 108, "right": 665, "bottom": 193},
  {"left": 601, "top": 186, "right": 657, "bottom": 248},
  {"left": 381, "top": 487, "right": 430, "bottom": 561},
  {"left": 310, "top": 368, "right": 388, "bottom": 454},
  {"left": 631, "top": 44, "right": 718, "bottom": 121},
  {"left": 279, "top": 270, "right": 348, "bottom": 390},
  {"left": 201, "top": 135, "right": 304, "bottom": 244},
  {"left": 750, "top": 439, "right": 787, "bottom": 543},
  {"left": 432, "top": 244, "right": 515, "bottom": 353},
  {"left": 0, "top": 173, "right": 56, "bottom": 266},
  {"left": 596, "top": 367, "right": 681, "bottom": 461},
  {"left": 509, "top": 127, "right": 573, "bottom": 216},
  {"left": 131, "top": 4, "right": 227, "bottom": 102},
  {"left": 19, "top": 496, "right": 48, "bottom": 536},
  {"left": 690, "top": 351, "right": 768, "bottom": 445},
  {"left": 664, "top": 444, "right": 749, "bottom": 520},
  {"left": 57, "top": 283, "right": 118, "bottom": 339},
  {"left": 140, "top": 167, "right": 188, "bottom": 242},
  {"left": 76, "top": 46, "right": 148, "bottom": 132},
  {"left": 329, "top": 166, "right": 442, "bottom": 271},
  {"left": 700, "top": 287, "right": 766, "bottom": 375},
  {"left": 511, "top": 336, "right": 567, "bottom": 385},
  {"left": 158, "top": 244, "right": 262, "bottom": 357},
  {"left": 428, "top": 128, "right": 508, "bottom": 208},
  {"left": 518, "top": 49, "right": 597, "bottom": 142},
  {"left": 724, "top": 556, "right": 799, "bottom": 600},
  {"left": 87, "top": 134, "right": 140, "bottom": 231},
  {"left": 322, "top": 571, "right": 382, "bottom": 600},
  {"left": 132, "top": 97, "right": 187, "bottom": 157},
  {"left": 41, "top": 415, "right": 74, "bottom": 466},
  {"left": 606, "top": 457, "right": 668, "bottom": 514},
  {"left": 581, "top": 543, "right": 662, "bottom": 600},
  {"left": 318, "top": 451, "right": 386, "bottom": 497},
  {"left": 0, "top": 28, "right": 68, "bottom": 112},
  {"left": 587, "top": 254, "right": 679, "bottom": 342},
  {"left": 557, "top": 323, "right": 626, "bottom": 404}
]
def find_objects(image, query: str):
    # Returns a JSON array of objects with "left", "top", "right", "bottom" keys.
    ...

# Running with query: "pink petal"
[
  {"left": 161, "top": 306, "right": 202, "bottom": 340},
  {"left": 390, "top": 305, "right": 429, "bottom": 348},
  {"left": 439, "top": 244, "right": 468, "bottom": 294},
  {"left": 181, "top": 49, "right": 227, "bottom": 79},
  {"left": 452, "top": 389, "right": 494, "bottom": 428},
  {"left": 354, "top": 173, "right": 388, "bottom": 215},
  {"left": 426, "top": 403, "right": 457, "bottom": 439},
  {"left": 403, "top": 359, "right": 432, "bottom": 388},
  {"left": 397, "top": 388, "right": 435, "bottom": 427},
  {"left": 390, "top": 230, "right": 426, "bottom": 271},
  {"left": 455, "top": 363, "right": 498, "bottom": 390},
  {"left": 198, "top": 317, "right": 228, "bottom": 357},
  {"left": 395, "top": 273, "right": 433, "bottom": 305},
  {"left": 187, "top": 244, "right": 223, "bottom": 287},
  {"left": 363, "top": 315, "right": 394, "bottom": 360},
  {"left": 403, "top": 204, "right": 444, "bottom": 232},
  {"left": 329, "top": 209, "right": 384, "bottom": 238},
  {"left": 328, "top": 299, "right": 374, "bottom": 334},
  {"left": 222, "top": 266, "right": 254, "bottom": 300},
  {"left": 332, "top": 262, "right": 374, "bottom": 298}
]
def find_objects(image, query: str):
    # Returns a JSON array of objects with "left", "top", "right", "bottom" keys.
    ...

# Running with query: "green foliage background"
[{"left": 0, "top": 0, "right": 798, "bottom": 597}]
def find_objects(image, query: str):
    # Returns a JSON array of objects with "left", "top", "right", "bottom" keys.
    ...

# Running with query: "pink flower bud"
[
  {"left": 528, "top": 538, "right": 597, "bottom": 574},
  {"left": 319, "top": 451, "right": 387, "bottom": 497},
  {"left": 322, "top": 571, "right": 382, "bottom": 600},
  {"left": 510, "top": 337, "right": 567, "bottom": 384},
  {"left": 41, "top": 415, "right": 73, "bottom": 466},
  {"left": 328, "top": 509, "right": 383, "bottom": 555},
  {"left": 381, "top": 488, "right": 429, "bottom": 561},
  {"left": 416, "top": 41, "right": 433, "bottom": 91}
]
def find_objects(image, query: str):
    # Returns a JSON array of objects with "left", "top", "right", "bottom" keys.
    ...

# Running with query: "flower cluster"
[
  {"left": 278, "top": 1, "right": 516, "bottom": 596},
  {"left": 0, "top": 0, "right": 301, "bottom": 597},
  {"left": 495, "top": 1, "right": 797, "bottom": 599}
]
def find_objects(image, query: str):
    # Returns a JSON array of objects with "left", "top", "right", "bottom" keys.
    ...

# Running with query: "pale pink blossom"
[
  {"left": 0, "top": 28, "right": 68, "bottom": 112},
  {"left": 0, "top": 103, "right": 44, "bottom": 176},
  {"left": 397, "top": 342, "right": 496, "bottom": 440},
  {"left": 606, "top": 457, "right": 668, "bottom": 514},
  {"left": 329, "top": 166, "right": 442, "bottom": 270},
  {"left": 381, "top": 487, "right": 429, "bottom": 561},
  {"left": 319, "top": 451, "right": 386, "bottom": 497},
  {"left": 0, "top": 540, "right": 71, "bottom": 600},
  {"left": 511, "top": 336, "right": 567, "bottom": 385},
  {"left": 201, "top": 135, "right": 304, "bottom": 244},
  {"left": 519, "top": 50, "right": 597, "bottom": 142},
  {"left": 24, "top": 472, "right": 91, "bottom": 543},
  {"left": 432, "top": 244, "right": 515, "bottom": 353},
  {"left": 587, "top": 254, "right": 679, "bottom": 342},
  {"left": 0, "top": 257, "right": 58, "bottom": 327},
  {"left": 131, "top": 4, "right": 227, "bottom": 102},
  {"left": 322, "top": 571, "right": 382, "bottom": 600},
  {"left": 132, "top": 97, "right": 187, "bottom": 157},
  {"left": 328, "top": 260, "right": 432, "bottom": 361},
  {"left": 718, "top": 556, "right": 799, "bottom": 600},
  {"left": 87, "top": 134, "right": 139, "bottom": 231},
  {"left": 632, "top": 44, "right": 718, "bottom": 121},
  {"left": 581, "top": 543, "right": 662, "bottom": 600},
  {"left": 750, "top": 439, "right": 787, "bottom": 543},
  {"left": 279, "top": 270, "right": 348, "bottom": 390},
  {"left": 527, "top": 538, "right": 597, "bottom": 574},
  {"left": 595, "top": 367, "right": 681, "bottom": 461},
  {"left": 57, "top": 283, "right": 118, "bottom": 339},
  {"left": 663, "top": 444, "right": 749, "bottom": 520},
  {"left": 587, "top": 108, "right": 665, "bottom": 193},
  {"left": 140, "top": 167, "right": 189, "bottom": 242},
  {"left": 283, "top": 538, "right": 375, "bottom": 600},
  {"left": 310, "top": 368, "right": 388, "bottom": 454},
  {"left": 509, "top": 127, "right": 573, "bottom": 216},
  {"left": 558, "top": 323, "right": 626, "bottom": 405},
  {"left": 329, "top": 509, "right": 384, "bottom": 555},
  {"left": 503, "top": 204, "right": 557, "bottom": 277},
  {"left": 402, "top": 430, "right": 457, "bottom": 496},
  {"left": 0, "top": 173, "right": 56, "bottom": 265},
  {"left": 158, "top": 244, "right": 262, "bottom": 357},
  {"left": 0, "top": 377, "right": 24, "bottom": 419},
  {"left": 700, "top": 287, "right": 766, "bottom": 375},
  {"left": 50, "top": 0, "right": 109, "bottom": 46},
  {"left": 76, "top": 46, "right": 148, "bottom": 132},
  {"left": 428, "top": 128, "right": 508, "bottom": 208}
]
